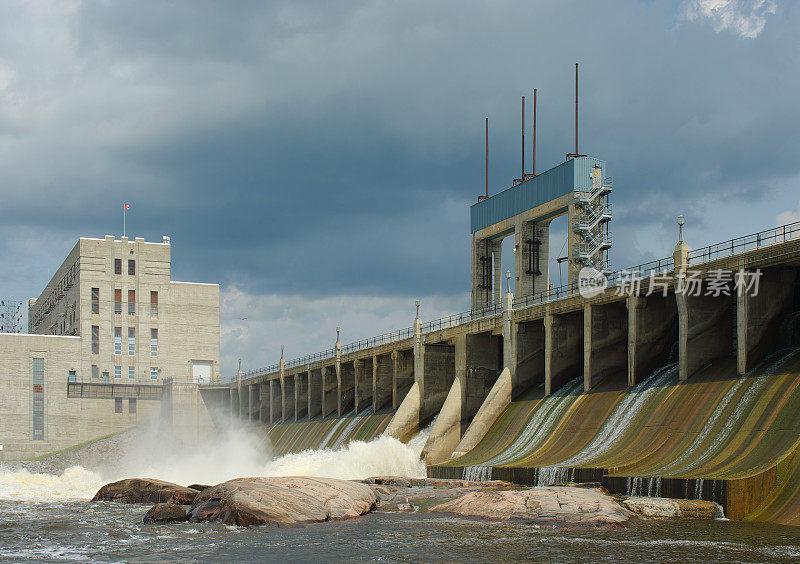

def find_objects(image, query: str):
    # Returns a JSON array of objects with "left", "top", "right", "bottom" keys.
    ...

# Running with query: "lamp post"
[
  {"left": 506, "top": 270, "right": 512, "bottom": 294},
  {"left": 415, "top": 299, "right": 420, "bottom": 319},
  {"left": 678, "top": 214, "right": 685, "bottom": 244}
]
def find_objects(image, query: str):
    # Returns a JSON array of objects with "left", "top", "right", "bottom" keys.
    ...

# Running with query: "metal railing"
[
  {"left": 687, "top": 220, "right": 800, "bottom": 266},
  {"left": 236, "top": 220, "right": 800, "bottom": 383},
  {"left": 421, "top": 303, "right": 502, "bottom": 333}
]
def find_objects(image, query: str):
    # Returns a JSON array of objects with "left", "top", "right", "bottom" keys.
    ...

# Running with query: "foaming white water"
[
  {"left": 0, "top": 466, "right": 105, "bottom": 502},
  {"left": 261, "top": 431, "right": 428, "bottom": 480},
  {"left": 0, "top": 424, "right": 430, "bottom": 502}
]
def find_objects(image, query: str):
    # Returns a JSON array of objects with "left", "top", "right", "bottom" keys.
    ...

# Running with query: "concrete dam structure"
[{"left": 229, "top": 154, "right": 800, "bottom": 524}]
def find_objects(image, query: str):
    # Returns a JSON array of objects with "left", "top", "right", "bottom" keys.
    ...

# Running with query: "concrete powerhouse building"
[{"left": 0, "top": 235, "right": 221, "bottom": 460}]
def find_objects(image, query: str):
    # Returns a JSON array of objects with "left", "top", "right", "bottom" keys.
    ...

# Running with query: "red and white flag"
[{"left": 124, "top": 203, "right": 130, "bottom": 210}]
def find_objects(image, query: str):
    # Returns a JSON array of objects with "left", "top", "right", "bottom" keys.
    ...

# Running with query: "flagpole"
[{"left": 123, "top": 204, "right": 126, "bottom": 238}]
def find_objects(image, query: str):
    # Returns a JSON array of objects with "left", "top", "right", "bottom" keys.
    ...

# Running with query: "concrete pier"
[
  {"left": 354, "top": 358, "right": 373, "bottom": 413},
  {"left": 584, "top": 301, "right": 627, "bottom": 391},
  {"left": 295, "top": 371, "right": 308, "bottom": 421},
  {"left": 373, "top": 354, "right": 393, "bottom": 412},
  {"left": 422, "top": 331, "right": 502, "bottom": 464},
  {"left": 516, "top": 319, "right": 545, "bottom": 394},
  {"left": 322, "top": 366, "right": 337, "bottom": 417},
  {"left": 308, "top": 368, "right": 322, "bottom": 420},
  {"left": 545, "top": 311, "right": 583, "bottom": 395},
  {"left": 627, "top": 295, "right": 677, "bottom": 386},
  {"left": 677, "top": 291, "right": 734, "bottom": 381},
  {"left": 281, "top": 375, "right": 295, "bottom": 421},
  {"left": 392, "top": 350, "right": 414, "bottom": 410},
  {"left": 269, "top": 379, "right": 280, "bottom": 424},
  {"left": 259, "top": 381, "right": 270, "bottom": 423},
  {"left": 339, "top": 361, "right": 355, "bottom": 415},
  {"left": 738, "top": 268, "right": 796, "bottom": 374},
  {"left": 419, "top": 343, "right": 456, "bottom": 425}
]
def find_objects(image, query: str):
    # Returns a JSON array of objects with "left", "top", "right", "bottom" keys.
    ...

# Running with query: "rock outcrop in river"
[
  {"left": 92, "top": 478, "right": 199, "bottom": 505},
  {"left": 187, "top": 476, "right": 378, "bottom": 526},
  {"left": 622, "top": 497, "right": 722, "bottom": 519},
  {"left": 428, "top": 486, "right": 636, "bottom": 527},
  {"left": 143, "top": 503, "right": 189, "bottom": 524}
]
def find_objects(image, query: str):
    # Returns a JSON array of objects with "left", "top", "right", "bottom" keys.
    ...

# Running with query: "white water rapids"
[{"left": 0, "top": 425, "right": 430, "bottom": 503}]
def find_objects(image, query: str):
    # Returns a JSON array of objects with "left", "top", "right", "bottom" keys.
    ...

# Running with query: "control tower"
[{"left": 470, "top": 156, "right": 612, "bottom": 311}]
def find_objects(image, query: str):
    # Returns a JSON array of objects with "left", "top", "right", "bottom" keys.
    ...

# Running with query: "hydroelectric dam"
[{"left": 217, "top": 155, "right": 800, "bottom": 526}]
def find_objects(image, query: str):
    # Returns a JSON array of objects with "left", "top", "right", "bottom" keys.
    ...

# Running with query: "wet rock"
[
  {"left": 92, "top": 478, "right": 199, "bottom": 505},
  {"left": 428, "top": 486, "right": 636, "bottom": 528},
  {"left": 622, "top": 497, "right": 722, "bottom": 519},
  {"left": 143, "top": 503, "right": 189, "bottom": 524},
  {"left": 364, "top": 476, "right": 510, "bottom": 489},
  {"left": 365, "top": 475, "right": 517, "bottom": 512},
  {"left": 188, "top": 477, "right": 378, "bottom": 526},
  {"left": 187, "top": 484, "right": 212, "bottom": 492}
]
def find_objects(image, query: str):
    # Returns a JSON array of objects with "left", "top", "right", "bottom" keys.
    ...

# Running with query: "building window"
[
  {"left": 91, "top": 325, "right": 99, "bottom": 354},
  {"left": 102, "top": 370, "right": 109, "bottom": 383},
  {"left": 114, "top": 258, "right": 122, "bottom": 275},
  {"left": 32, "top": 358, "right": 45, "bottom": 440},
  {"left": 150, "top": 291, "right": 158, "bottom": 318},
  {"left": 114, "top": 327, "right": 122, "bottom": 355},
  {"left": 115, "top": 397, "right": 123, "bottom": 414},
  {"left": 114, "top": 289, "right": 122, "bottom": 315},
  {"left": 150, "top": 367, "right": 158, "bottom": 380},
  {"left": 128, "top": 327, "right": 135, "bottom": 356},
  {"left": 128, "top": 365, "right": 135, "bottom": 380},
  {"left": 129, "top": 398, "right": 137, "bottom": 414},
  {"left": 128, "top": 259, "right": 135, "bottom": 275},
  {"left": 91, "top": 288, "right": 100, "bottom": 314},
  {"left": 68, "top": 369, "right": 77, "bottom": 383},
  {"left": 150, "top": 328, "right": 158, "bottom": 357},
  {"left": 128, "top": 290, "right": 136, "bottom": 316},
  {"left": 114, "top": 365, "right": 121, "bottom": 379},
  {"left": 92, "top": 364, "right": 99, "bottom": 379}
]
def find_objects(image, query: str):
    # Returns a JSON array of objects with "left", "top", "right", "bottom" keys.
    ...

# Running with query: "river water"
[
  {"left": 2, "top": 498, "right": 800, "bottom": 563},
  {"left": 2, "top": 429, "right": 800, "bottom": 562}
]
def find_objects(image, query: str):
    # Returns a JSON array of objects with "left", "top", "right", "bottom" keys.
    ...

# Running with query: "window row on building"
[
  {"left": 115, "top": 397, "right": 137, "bottom": 414},
  {"left": 91, "top": 288, "right": 158, "bottom": 317},
  {"left": 89, "top": 364, "right": 161, "bottom": 381},
  {"left": 91, "top": 326, "right": 158, "bottom": 357},
  {"left": 30, "top": 261, "right": 79, "bottom": 331},
  {"left": 113, "top": 258, "right": 136, "bottom": 276}
]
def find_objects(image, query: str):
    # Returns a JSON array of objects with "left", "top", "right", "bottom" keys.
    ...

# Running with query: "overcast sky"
[{"left": 1, "top": 0, "right": 798, "bottom": 376}]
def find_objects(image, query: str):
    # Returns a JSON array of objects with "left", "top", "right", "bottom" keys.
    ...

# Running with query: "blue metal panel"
[{"left": 470, "top": 156, "right": 606, "bottom": 233}]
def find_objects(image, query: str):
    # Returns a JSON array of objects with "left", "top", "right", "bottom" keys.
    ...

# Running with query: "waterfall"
[
  {"left": 319, "top": 409, "right": 355, "bottom": 449},
  {"left": 479, "top": 377, "right": 584, "bottom": 467},
  {"left": 626, "top": 477, "right": 662, "bottom": 498},
  {"left": 555, "top": 363, "right": 677, "bottom": 468},
  {"left": 536, "top": 466, "right": 571, "bottom": 486},
  {"left": 330, "top": 406, "right": 374, "bottom": 450},
  {"left": 462, "top": 466, "right": 493, "bottom": 482},
  {"left": 695, "top": 478, "right": 704, "bottom": 500}
]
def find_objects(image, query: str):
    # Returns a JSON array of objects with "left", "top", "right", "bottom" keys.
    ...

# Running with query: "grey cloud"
[{"left": 0, "top": 0, "right": 796, "bottom": 316}]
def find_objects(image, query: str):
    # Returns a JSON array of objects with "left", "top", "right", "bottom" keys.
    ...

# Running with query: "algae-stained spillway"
[{"left": 432, "top": 348, "right": 800, "bottom": 524}]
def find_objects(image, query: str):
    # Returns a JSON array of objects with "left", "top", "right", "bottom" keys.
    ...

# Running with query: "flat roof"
[{"left": 470, "top": 156, "right": 605, "bottom": 233}]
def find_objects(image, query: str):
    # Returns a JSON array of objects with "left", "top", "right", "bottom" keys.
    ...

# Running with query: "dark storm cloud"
[{"left": 0, "top": 0, "right": 797, "bottom": 301}]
